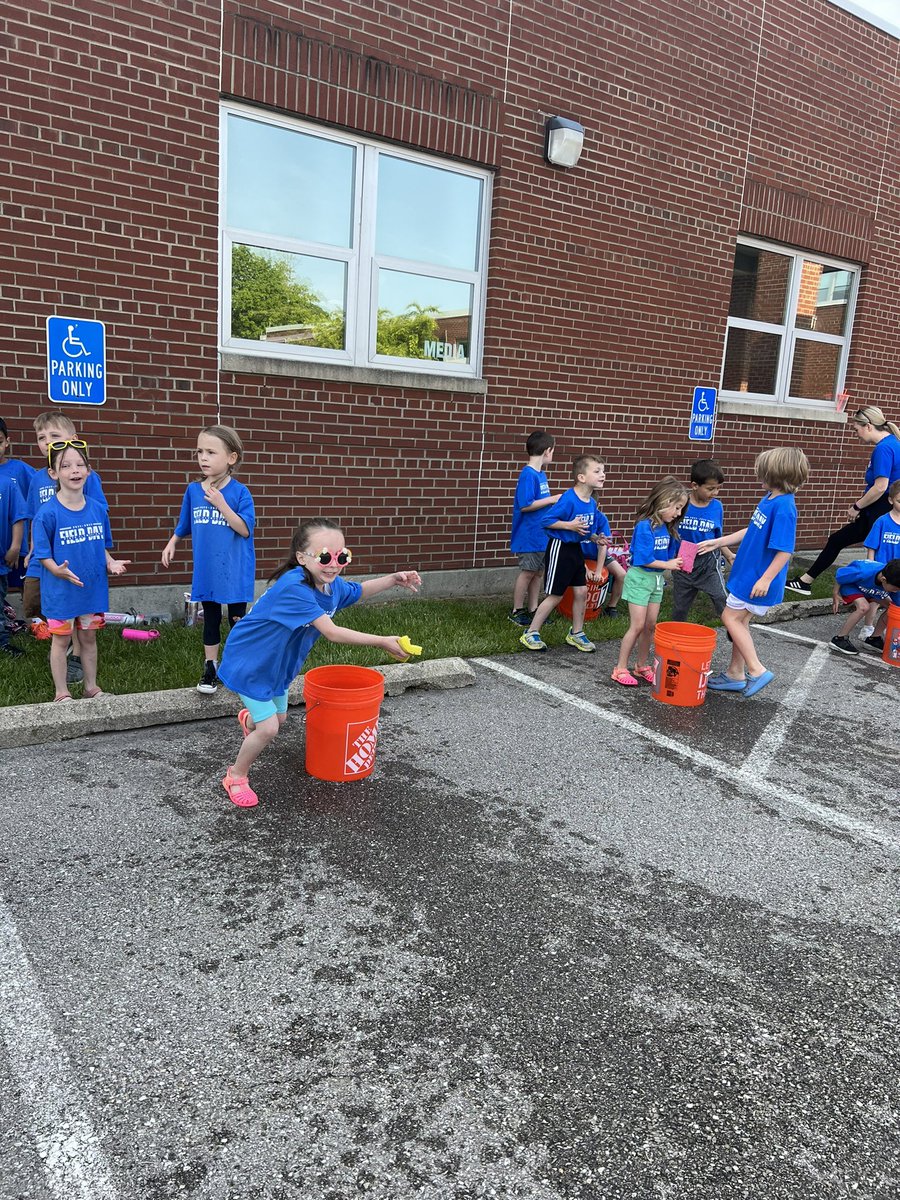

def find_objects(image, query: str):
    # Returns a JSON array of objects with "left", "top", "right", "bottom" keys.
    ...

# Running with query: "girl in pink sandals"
[
  {"left": 32, "top": 441, "right": 130, "bottom": 701},
  {"left": 216, "top": 518, "right": 421, "bottom": 808},
  {"left": 612, "top": 477, "right": 686, "bottom": 687}
]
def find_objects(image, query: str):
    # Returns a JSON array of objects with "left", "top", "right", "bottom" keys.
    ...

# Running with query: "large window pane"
[
  {"left": 231, "top": 244, "right": 346, "bottom": 350},
  {"left": 728, "top": 245, "right": 790, "bottom": 324},
  {"left": 789, "top": 337, "right": 840, "bottom": 402},
  {"left": 722, "top": 327, "right": 781, "bottom": 394},
  {"left": 795, "top": 262, "right": 851, "bottom": 335},
  {"left": 375, "top": 156, "right": 482, "bottom": 270},
  {"left": 226, "top": 116, "right": 355, "bottom": 248},
  {"left": 376, "top": 270, "right": 472, "bottom": 363}
]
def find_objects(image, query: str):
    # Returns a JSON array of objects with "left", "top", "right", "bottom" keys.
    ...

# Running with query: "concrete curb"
[
  {"left": 753, "top": 597, "right": 832, "bottom": 623},
  {"left": 0, "top": 657, "right": 477, "bottom": 750}
]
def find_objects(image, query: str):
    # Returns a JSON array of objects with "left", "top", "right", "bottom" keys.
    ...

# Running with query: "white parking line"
[
  {"left": 758, "top": 623, "right": 894, "bottom": 669},
  {"left": 473, "top": 657, "right": 900, "bottom": 855},
  {"left": 740, "top": 642, "right": 830, "bottom": 779},
  {"left": 0, "top": 901, "right": 119, "bottom": 1200}
]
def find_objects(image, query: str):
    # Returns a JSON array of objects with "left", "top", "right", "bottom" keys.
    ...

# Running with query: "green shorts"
[{"left": 622, "top": 565, "right": 665, "bottom": 607}]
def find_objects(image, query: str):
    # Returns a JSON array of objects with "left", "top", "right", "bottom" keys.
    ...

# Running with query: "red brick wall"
[{"left": 1, "top": 0, "right": 898, "bottom": 588}]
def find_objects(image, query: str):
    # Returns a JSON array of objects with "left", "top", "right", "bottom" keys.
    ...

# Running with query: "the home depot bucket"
[
  {"left": 652, "top": 621, "right": 717, "bottom": 707},
  {"left": 303, "top": 665, "right": 385, "bottom": 781},
  {"left": 558, "top": 563, "right": 609, "bottom": 621},
  {"left": 883, "top": 603, "right": 900, "bottom": 667}
]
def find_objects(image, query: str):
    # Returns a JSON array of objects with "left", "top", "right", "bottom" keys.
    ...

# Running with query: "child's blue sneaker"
[
  {"left": 742, "top": 669, "right": 774, "bottom": 698},
  {"left": 707, "top": 671, "right": 746, "bottom": 692},
  {"left": 519, "top": 631, "right": 547, "bottom": 651},
  {"left": 565, "top": 628, "right": 596, "bottom": 653}
]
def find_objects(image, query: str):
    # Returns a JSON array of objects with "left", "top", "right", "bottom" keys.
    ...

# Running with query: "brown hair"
[
  {"left": 755, "top": 447, "right": 809, "bottom": 493},
  {"left": 199, "top": 424, "right": 244, "bottom": 471},
  {"left": 571, "top": 454, "right": 604, "bottom": 482},
  {"left": 269, "top": 518, "right": 344, "bottom": 586}
]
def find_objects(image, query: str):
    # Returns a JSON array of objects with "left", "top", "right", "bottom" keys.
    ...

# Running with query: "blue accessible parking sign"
[
  {"left": 46, "top": 316, "right": 106, "bottom": 405},
  {"left": 688, "top": 386, "right": 717, "bottom": 441}
]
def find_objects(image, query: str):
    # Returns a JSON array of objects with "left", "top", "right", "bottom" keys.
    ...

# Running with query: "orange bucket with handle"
[
  {"left": 883, "top": 603, "right": 900, "bottom": 667},
  {"left": 558, "top": 562, "right": 609, "bottom": 621},
  {"left": 303, "top": 665, "right": 385, "bottom": 781},
  {"left": 652, "top": 621, "right": 717, "bottom": 707}
]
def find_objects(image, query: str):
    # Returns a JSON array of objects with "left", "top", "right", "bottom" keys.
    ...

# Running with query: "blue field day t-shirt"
[
  {"left": 31, "top": 496, "right": 113, "bottom": 620},
  {"left": 218, "top": 570, "right": 363, "bottom": 702},
  {"left": 510, "top": 465, "right": 551, "bottom": 553},
  {"left": 174, "top": 478, "right": 256, "bottom": 604},
  {"left": 863, "top": 512, "right": 900, "bottom": 565},
  {"left": 678, "top": 499, "right": 724, "bottom": 544},
  {"left": 25, "top": 467, "right": 107, "bottom": 580},
  {"left": 865, "top": 434, "right": 900, "bottom": 489},
  {"left": 0, "top": 458, "right": 36, "bottom": 499},
  {"left": 835, "top": 559, "right": 898, "bottom": 605},
  {"left": 629, "top": 518, "right": 678, "bottom": 571},
  {"left": 0, "top": 477, "right": 27, "bottom": 576},
  {"left": 580, "top": 508, "right": 611, "bottom": 561},
  {"left": 726, "top": 492, "right": 797, "bottom": 607},
  {"left": 542, "top": 489, "right": 604, "bottom": 544}
]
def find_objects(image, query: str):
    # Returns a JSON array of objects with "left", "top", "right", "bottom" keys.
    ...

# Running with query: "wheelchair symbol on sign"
[
  {"left": 696, "top": 396, "right": 710, "bottom": 412},
  {"left": 61, "top": 325, "right": 90, "bottom": 358}
]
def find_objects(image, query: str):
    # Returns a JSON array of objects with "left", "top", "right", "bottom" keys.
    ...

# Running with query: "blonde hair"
[
  {"left": 756, "top": 447, "right": 809, "bottom": 493},
  {"left": 33, "top": 410, "right": 76, "bottom": 436},
  {"left": 199, "top": 424, "right": 244, "bottom": 471},
  {"left": 636, "top": 475, "right": 688, "bottom": 538},
  {"left": 852, "top": 406, "right": 900, "bottom": 439}
]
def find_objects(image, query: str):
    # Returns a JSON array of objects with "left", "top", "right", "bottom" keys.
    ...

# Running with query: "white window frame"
[
  {"left": 720, "top": 237, "right": 860, "bottom": 409},
  {"left": 219, "top": 103, "right": 492, "bottom": 379}
]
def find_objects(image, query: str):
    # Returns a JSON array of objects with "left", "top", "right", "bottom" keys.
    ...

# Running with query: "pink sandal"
[
  {"left": 54, "top": 693, "right": 73, "bottom": 702},
  {"left": 611, "top": 668, "right": 639, "bottom": 687},
  {"left": 83, "top": 687, "right": 106, "bottom": 699},
  {"left": 237, "top": 708, "right": 254, "bottom": 739},
  {"left": 222, "top": 768, "right": 258, "bottom": 808},
  {"left": 633, "top": 666, "right": 655, "bottom": 684}
]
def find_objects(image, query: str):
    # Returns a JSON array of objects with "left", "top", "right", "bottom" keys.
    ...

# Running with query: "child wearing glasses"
[
  {"left": 24, "top": 412, "right": 108, "bottom": 681},
  {"left": 216, "top": 517, "right": 421, "bottom": 807},
  {"left": 161, "top": 426, "right": 256, "bottom": 695},
  {"left": 32, "top": 441, "right": 129, "bottom": 700}
]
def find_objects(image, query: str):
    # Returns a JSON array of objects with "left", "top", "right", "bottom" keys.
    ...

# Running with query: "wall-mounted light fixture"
[{"left": 544, "top": 116, "right": 585, "bottom": 168}]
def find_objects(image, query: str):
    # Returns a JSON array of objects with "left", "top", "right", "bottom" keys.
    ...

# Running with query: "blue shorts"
[{"left": 239, "top": 690, "right": 289, "bottom": 724}]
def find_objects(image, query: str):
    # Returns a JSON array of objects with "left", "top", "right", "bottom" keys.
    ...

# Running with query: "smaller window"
[{"left": 720, "top": 239, "right": 860, "bottom": 408}]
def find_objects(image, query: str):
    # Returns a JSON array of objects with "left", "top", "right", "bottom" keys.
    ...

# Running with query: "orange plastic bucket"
[
  {"left": 883, "top": 604, "right": 900, "bottom": 667},
  {"left": 652, "top": 621, "right": 717, "bottom": 707},
  {"left": 558, "top": 562, "right": 609, "bottom": 620},
  {"left": 303, "top": 665, "right": 385, "bottom": 781}
]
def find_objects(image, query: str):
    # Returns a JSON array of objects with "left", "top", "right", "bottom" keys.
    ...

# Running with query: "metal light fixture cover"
[{"left": 544, "top": 116, "right": 585, "bottom": 168}]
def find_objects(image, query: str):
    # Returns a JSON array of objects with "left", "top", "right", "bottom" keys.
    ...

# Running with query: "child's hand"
[
  {"left": 55, "top": 560, "right": 83, "bottom": 587},
  {"left": 161, "top": 538, "right": 177, "bottom": 567},
  {"left": 695, "top": 539, "right": 717, "bottom": 556},
  {"left": 666, "top": 557, "right": 683, "bottom": 571},
  {"left": 107, "top": 558, "right": 130, "bottom": 576},
  {"left": 569, "top": 516, "right": 590, "bottom": 533},
  {"left": 202, "top": 481, "right": 226, "bottom": 510},
  {"left": 750, "top": 576, "right": 771, "bottom": 598},
  {"left": 23, "top": 551, "right": 31, "bottom": 569},
  {"left": 382, "top": 635, "right": 411, "bottom": 661},
  {"left": 4, "top": 548, "right": 17, "bottom": 569},
  {"left": 392, "top": 570, "right": 421, "bottom": 592},
  {"left": 831, "top": 588, "right": 841, "bottom": 615}
]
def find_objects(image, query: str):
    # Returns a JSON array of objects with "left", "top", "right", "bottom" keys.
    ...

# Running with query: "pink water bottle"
[{"left": 122, "top": 628, "right": 160, "bottom": 641}]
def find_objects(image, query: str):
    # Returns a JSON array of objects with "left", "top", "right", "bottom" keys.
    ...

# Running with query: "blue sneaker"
[
  {"left": 519, "top": 631, "right": 547, "bottom": 651},
  {"left": 565, "top": 628, "right": 595, "bottom": 653},
  {"left": 706, "top": 671, "right": 746, "bottom": 692}
]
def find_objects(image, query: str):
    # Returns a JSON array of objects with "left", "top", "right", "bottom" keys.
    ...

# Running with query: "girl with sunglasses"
[
  {"left": 216, "top": 518, "right": 421, "bottom": 807},
  {"left": 161, "top": 425, "right": 256, "bottom": 695},
  {"left": 31, "top": 441, "right": 129, "bottom": 701}
]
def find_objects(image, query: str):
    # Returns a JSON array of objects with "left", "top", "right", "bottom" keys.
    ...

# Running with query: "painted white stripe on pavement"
[
  {"left": 758, "top": 623, "right": 893, "bottom": 668},
  {"left": 740, "top": 642, "right": 830, "bottom": 779},
  {"left": 0, "top": 902, "right": 119, "bottom": 1200},
  {"left": 473, "top": 657, "right": 900, "bottom": 855}
]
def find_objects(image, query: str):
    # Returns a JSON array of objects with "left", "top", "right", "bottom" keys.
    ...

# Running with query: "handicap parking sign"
[
  {"left": 46, "top": 316, "right": 106, "bottom": 405},
  {"left": 689, "top": 386, "right": 717, "bottom": 441}
]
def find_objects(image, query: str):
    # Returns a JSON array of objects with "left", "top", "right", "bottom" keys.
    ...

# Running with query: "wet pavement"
[{"left": 0, "top": 612, "right": 897, "bottom": 1199}]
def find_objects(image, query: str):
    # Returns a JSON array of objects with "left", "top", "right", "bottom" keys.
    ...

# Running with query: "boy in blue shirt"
[
  {"left": 519, "top": 454, "right": 607, "bottom": 653},
  {"left": 0, "top": 473, "right": 27, "bottom": 656},
  {"left": 0, "top": 417, "right": 36, "bottom": 593},
  {"left": 830, "top": 558, "right": 900, "bottom": 655},
  {"left": 671, "top": 459, "right": 734, "bottom": 622},
  {"left": 509, "top": 430, "right": 560, "bottom": 625}
]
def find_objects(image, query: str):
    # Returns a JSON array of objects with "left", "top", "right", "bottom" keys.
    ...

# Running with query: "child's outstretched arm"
[
  {"left": 697, "top": 527, "right": 747, "bottom": 555},
  {"left": 358, "top": 570, "right": 422, "bottom": 599},
  {"left": 312, "top": 614, "right": 408, "bottom": 661}
]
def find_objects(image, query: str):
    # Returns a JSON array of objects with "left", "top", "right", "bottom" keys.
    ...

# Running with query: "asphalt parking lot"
[{"left": 0, "top": 611, "right": 897, "bottom": 1200}]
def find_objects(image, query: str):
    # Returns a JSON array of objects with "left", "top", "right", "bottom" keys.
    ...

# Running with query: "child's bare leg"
[
  {"left": 526, "top": 572, "right": 542, "bottom": 612},
  {"left": 528, "top": 593, "right": 562, "bottom": 634},
  {"left": 608, "top": 564, "right": 625, "bottom": 608},
  {"left": 232, "top": 713, "right": 286, "bottom": 780},
  {"left": 635, "top": 601, "right": 661, "bottom": 669},
  {"left": 570, "top": 585, "right": 587, "bottom": 633},
  {"left": 616, "top": 604, "right": 647, "bottom": 672},
  {"left": 872, "top": 602, "right": 889, "bottom": 636},
  {"left": 78, "top": 629, "right": 98, "bottom": 692},
  {"left": 838, "top": 598, "right": 868, "bottom": 637},
  {"left": 49, "top": 634, "right": 71, "bottom": 697},
  {"left": 722, "top": 607, "right": 763, "bottom": 677},
  {"left": 512, "top": 570, "right": 533, "bottom": 611}
]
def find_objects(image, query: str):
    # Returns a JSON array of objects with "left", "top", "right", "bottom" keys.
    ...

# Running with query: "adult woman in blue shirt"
[{"left": 787, "top": 405, "right": 900, "bottom": 595}]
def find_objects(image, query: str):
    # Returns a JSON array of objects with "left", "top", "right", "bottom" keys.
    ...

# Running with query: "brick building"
[{"left": 1, "top": 0, "right": 898, "bottom": 593}]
